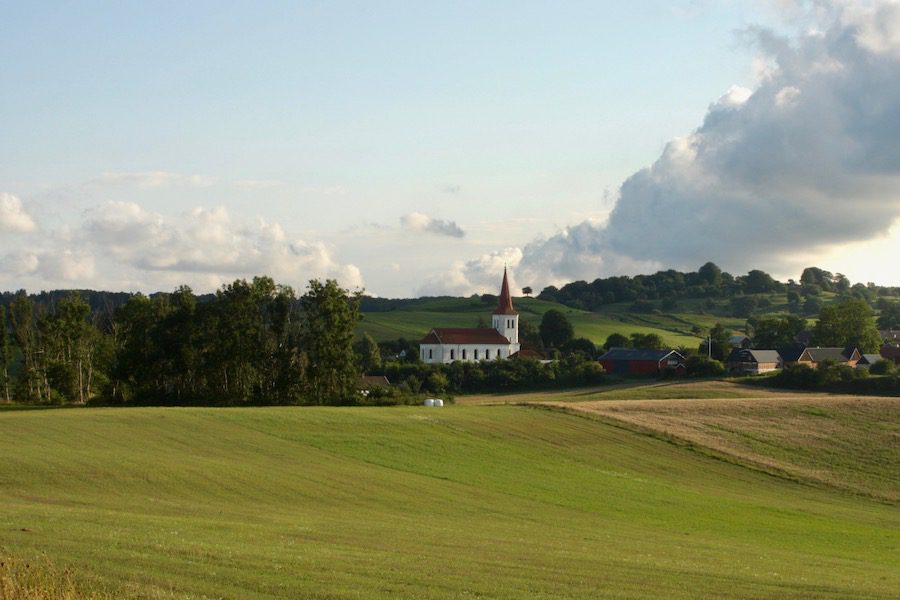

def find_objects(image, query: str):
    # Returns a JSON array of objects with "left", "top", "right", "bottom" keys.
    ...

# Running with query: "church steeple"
[{"left": 494, "top": 267, "right": 517, "bottom": 315}]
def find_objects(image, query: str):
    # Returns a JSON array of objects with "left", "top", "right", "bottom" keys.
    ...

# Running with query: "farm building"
[
  {"left": 856, "top": 354, "right": 885, "bottom": 369},
  {"left": 880, "top": 344, "right": 900, "bottom": 365},
  {"left": 796, "top": 347, "right": 861, "bottom": 368},
  {"left": 598, "top": 348, "right": 686, "bottom": 376},
  {"left": 728, "top": 335, "right": 752, "bottom": 349},
  {"left": 419, "top": 268, "right": 520, "bottom": 364},
  {"left": 777, "top": 343, "right": 810, "bottom": 365},
  {"left": 726, "top": 349, "right": 782, "bottom": 374}
]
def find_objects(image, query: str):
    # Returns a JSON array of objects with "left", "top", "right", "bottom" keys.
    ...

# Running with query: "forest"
[{"left": 0, "top": 277, "right": 361, "bottom": 406}]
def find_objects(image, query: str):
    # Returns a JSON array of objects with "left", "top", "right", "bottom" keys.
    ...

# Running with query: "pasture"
[{"left": 0, "top": 392, "right": 898, "bottom": 598}]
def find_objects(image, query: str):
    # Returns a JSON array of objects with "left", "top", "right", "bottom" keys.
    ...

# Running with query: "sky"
[{"left": 2, "top": 0, "right": 899, "bottom": 297}]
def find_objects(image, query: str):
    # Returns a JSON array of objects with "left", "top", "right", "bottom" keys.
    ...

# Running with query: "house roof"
[
  {"left": 420, "top": 328, "right": 511, "bottom": 345},
  {"left": 728, "top": 335, "right": 750, "bottom": 345},
  {"left": 493, "top": 267, "right": 518, "bottom": 315},
  {"left": 359, "top": 375, "right": 390, "bottom": 388},
  {"left": 858, "top": 354, "right": 884, "bottom": 365},
  {"left": 598, "top": 348, "right": 684, "bottom": 362},
  {"left": 881, "top": 345, "right": 900, "bottom": 362},
  {"left": 727, "top": 349, "right": 782, "bottom": 363},
  {"left": 802, "top": 347, "right": 859, "bottom": 363},
  {"left": 509, "top": 348, "right": 546, "bottom": 360},
  {"left": 777, "top": 343, "right": 808, "bottom": 362}
]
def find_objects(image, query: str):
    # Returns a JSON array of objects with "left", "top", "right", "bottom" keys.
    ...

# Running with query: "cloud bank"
[
  {"left": 1, "top": 201, "right": 363, "bottom": 292},
  {"left": 437, "top": 0, "right": 900, "bottom": 294}
]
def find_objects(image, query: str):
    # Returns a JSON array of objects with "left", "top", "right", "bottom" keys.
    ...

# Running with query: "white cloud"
[
  {"left": 401, "top": 211, "right": 465, "bottom": 238},
  {"left": 0, "top": 193, "right": 37, "bottom": 233},
  {"left": 7, "top": 202, "right": 367, "bottom": 292},
  {"left": 417, "top": 247, "right": 522, "bottom": 296},
  {"left": 484, "top": 0, "right": 900, "bottom": 289}
]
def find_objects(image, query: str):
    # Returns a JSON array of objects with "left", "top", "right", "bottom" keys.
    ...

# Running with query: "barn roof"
[
  {"left": 420, "top": 328, "right": 511, "bottom": 345},
  {"left": 802, "top": 347, "right": 859, "bottom": 363},
  {"left": 776, "top": 343, "right": 808, "bottom": 362},
  {"left": 727, "top": 348, "right": 781, "bottom": 363},
  {"left": 598, "top": 348, "right": 684, "bottom": 362}
]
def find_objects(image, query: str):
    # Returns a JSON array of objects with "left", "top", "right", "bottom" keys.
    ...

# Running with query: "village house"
[
  {"left": 419, "top": 269, "right": 520, "bottom": 364},
  {"left": 726, "top": 348, "right": 783, "bottom": 374},
  {"left": 795, "top": 347, "right": 861, "bottom": 368}
]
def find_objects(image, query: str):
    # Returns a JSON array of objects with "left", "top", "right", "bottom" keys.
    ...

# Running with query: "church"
[{"left": 419, "top": 268, "right": 520, "bottom": 364}]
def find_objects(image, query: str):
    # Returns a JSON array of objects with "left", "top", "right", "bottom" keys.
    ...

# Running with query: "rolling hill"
[{"left": 1, "top": 398, "right": 897, "bottom": 598}]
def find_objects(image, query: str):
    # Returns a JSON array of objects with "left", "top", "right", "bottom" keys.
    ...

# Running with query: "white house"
[{"left": 420, "top": 269, "right": 521, "bottom": 364}]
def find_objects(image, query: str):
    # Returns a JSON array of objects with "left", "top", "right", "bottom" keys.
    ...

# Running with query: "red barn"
[{"left": 598, "top": 348, "right": 686, "bottom": 376}]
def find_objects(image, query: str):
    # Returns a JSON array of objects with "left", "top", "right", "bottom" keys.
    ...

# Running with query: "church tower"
[{"left": 492, "top": 267, "right": 519, "bottom": 351}]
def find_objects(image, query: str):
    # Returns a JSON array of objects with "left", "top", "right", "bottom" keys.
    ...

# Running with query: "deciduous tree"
[{"left": 300, "top": 279, "right": 362, "bottom": 405}]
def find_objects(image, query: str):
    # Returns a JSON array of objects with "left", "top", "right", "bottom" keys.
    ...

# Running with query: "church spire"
[{"left": 493, "top": 267, "right": 518, "bottom": 315}]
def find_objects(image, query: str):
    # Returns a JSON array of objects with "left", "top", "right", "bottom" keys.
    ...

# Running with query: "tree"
[
  {"left": 812, "top": 299, "right": 882, "bottom": 352},
  {"left": 46, "top": 293, "right": 100, "bottom": 404},
  {"left": 563, "top": 337, "right": 596, "bottom": 358},
  {"left": 300, "top": 279, "right": 362, "bottom": 405},
  {"left": 522, "top": 286, "right": 533, "bottom": 297},
  {"left": 741, "top": 269, "right": 781, "bottom": 294},
  {"left": 604, "top": 332, "right": 629, "bottom": 350},
  {"left": 697, "top": 262, "right": 722, "bottom": 288},
  {"left": 539, "top": 309, "right": 574, "bottom": 348},
  {"left": 752, "top": 316, "right": 807, "bottom": 348},
  {"left": 877, "top": 302, "right": 900, "bottom": 330},
  {"left": 356, "top": 332, "right": 382, "bottom": 374},
  {"left": 803, "top": 297, "right": 821, "bottom": 316},
  {"left": 699, "top": 323, "right": 729, "bottom": 360},
  {"left": 630, "top": 332, "right": 666, "bottom": 350},
  {"left": 730, "top": 295, "right": 759, "bottom": 318},
  {"left": 9, "top": 291, "right": 47, "bottom": 403},
  {"left": 0, "top": 305, "right": 11, "bottom": 403}
]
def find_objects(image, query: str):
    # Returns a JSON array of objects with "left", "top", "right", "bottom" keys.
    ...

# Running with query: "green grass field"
[
  {"left": 358, "top": 296, "right": 708, "bottom": 347},
  {"left": 1, "top": 399, "right": 898, "bottom": 599}
]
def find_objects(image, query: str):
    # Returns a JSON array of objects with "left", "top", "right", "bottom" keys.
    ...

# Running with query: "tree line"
[
  {"left": 537, "top": 263, "right": 900, "bottom": 313},
  {"left": 0, "top": 277, "right": 363, "bottom": 406}
]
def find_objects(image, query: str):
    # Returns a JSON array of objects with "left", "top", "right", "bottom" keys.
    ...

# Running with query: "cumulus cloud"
[
  {"left": 401, "top": 212, "right": 465, "bottom": 238},
  {"left": 75, "top": 203, "right": 364, "bottom": 290},
  {"left": 417, "top": 247, "right": 523, "bottom": 296},
  {"left": 497, "top": 0, "right": 900, "bottom": 286},
  {"left": 0, "top": 193, "right": 37, "bottom": 233}
]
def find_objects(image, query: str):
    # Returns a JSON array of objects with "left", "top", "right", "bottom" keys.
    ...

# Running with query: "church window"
[
  {"left": 462, "top": 349, "right": 467, "bottom": 360},
  {"left": 428, "top": 349, "right": 433, "bottom": 359},
  {"left": 486, "top": 349, "right": 491, "bottom": 359},
  {"left": 450, "top": 349, "right": 455, "bottom": 360},
  {"left": 474, "top": 349, "right": 479, "bottom": 360}
]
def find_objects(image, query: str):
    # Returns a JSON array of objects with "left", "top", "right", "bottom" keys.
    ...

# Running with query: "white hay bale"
[
  {"left": 424, "top": 398, "right": 435, "bottom": 407},
  {"left": 433, "top": 399, "right": 444, "bottom": 407}
]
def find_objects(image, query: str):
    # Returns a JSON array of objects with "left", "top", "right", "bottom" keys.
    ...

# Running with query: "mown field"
[{"left": 1, "top": 394, "right": 898, "bottom": 599}]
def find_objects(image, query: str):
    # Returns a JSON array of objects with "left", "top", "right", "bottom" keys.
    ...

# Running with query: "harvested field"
[{"left": 548, "top": 393, "right": 900, "bottom": 503}]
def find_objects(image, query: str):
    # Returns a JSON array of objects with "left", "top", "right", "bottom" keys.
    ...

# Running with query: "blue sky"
[{"left": 2, "top": 1, "right": 899, "bottom": 296}]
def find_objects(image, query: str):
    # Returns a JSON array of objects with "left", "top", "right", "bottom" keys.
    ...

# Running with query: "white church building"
[{"left": 419, "top": 268, "right": 521, "bottom": 364}]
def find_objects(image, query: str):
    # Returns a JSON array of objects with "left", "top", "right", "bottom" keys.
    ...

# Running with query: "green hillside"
[
  {"left": 359, "top": 295, "right": 754, "bottom": 348},
  {"left": 1, "top": 403, "right": 897, "bottom": 599}
]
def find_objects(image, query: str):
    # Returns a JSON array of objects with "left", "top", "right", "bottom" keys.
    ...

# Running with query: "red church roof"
[
  {"left": 493, "top": 267, "right": 518, "bottom": 315},
  {"left": 420, "top": 328, "right": 511, "bottom": 345}
]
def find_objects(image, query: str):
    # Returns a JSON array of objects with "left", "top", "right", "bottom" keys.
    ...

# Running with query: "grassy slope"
[
  {"left": 358, "top": 297, "right": 705, "bottom": 347},
  {"left": 1, "top": 404, "right": 898, "bottom": 599},
  {"left": 357, "top": 290, "right": 874, "bottom": 348}
]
